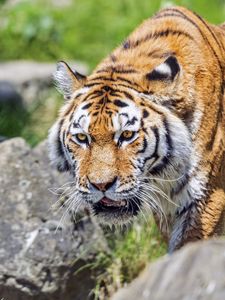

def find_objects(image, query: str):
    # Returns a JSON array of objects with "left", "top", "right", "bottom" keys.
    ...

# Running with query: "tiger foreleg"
[{"left": 168, "top": 189, "right": 225, "bottom": 253}]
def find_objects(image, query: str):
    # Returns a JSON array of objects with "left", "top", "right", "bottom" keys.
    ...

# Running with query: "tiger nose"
[{"left": 89, "top": 177, "right": 117, "bottom": 192}]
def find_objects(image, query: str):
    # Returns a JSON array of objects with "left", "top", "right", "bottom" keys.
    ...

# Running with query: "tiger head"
[{"left": 48, "top": 53, "right": 193, "bottom": 224}]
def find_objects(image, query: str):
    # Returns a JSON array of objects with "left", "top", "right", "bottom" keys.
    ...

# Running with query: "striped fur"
[{"left": 48, "top": 6, "right": 225, "bottom": 252}]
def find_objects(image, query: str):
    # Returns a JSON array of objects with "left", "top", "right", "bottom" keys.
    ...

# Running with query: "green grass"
[
  {"left": 0, "top": 0, "right": 224, "bottom": 69},
  {"left": 0, "top": 88, "right": 62, "bottom": 145},
  {"left": 21, "top": 89, "right": 63, "bottom": 146},
  {"left": 91, "top": 217, "right": 166, "bottom": 299}
]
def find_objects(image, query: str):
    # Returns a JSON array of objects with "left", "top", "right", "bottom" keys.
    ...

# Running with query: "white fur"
[
  {"left": 190, "top": 106, "right": 204, "bottom": 134},
  {"left": 113, "top": 99, "right": 141, "bottom": 146},
  {"left": 134, "top": 91, "right": 207, "bottom": 224},
  {"left": 70, "top": 103, "right": 91, "bottom": 133},
  {"left": 155, "top": 62, "right": 172, "bottom": 76},
  {"left": 48, "top": 121, "right": 63, "bottom": 167},
  {"left": 71, "top": 87, "right": 90, "bottom": 99},
  {"left": 54, "top": 62, "right": 74, "bottom": 98}
]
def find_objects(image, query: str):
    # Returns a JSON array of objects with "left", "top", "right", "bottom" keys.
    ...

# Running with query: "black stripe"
[
  {"left": 96, "top": 67, "right": 137, "bottom": 74},
  {"left": 56, "top": 120, "right": 70, "bottom": 172},
  {"left": 163, "top": 117, "right": 173, "bottom": 151},
  {"left": 110, "top": 91, "right": 121, "bottom": 97},
  {"left": 154, "top": 12, "right": 185, "bottom": 21},
  {"left": 150, "top": 117, "right": 173, "bottom": 175},
  {"left": 112, "top": 83, "right": 141, "bottom": 93},
  {"left": 57, "top": 136, "right": 64, "bottom": 158},
  {"left": 88, "top": 76, "right": 116, "bottom": 82},
  {"left": 77, "top": 114, "right": 85, "bottom": 124},
  {"left": 85, "top": 75, "right": 141, "bottom": 91},
  {"left": 150, "top": 126, "right": 160, "bottom": 160},
  {"left": 114, "top": 99, "right": 128, "bottom": 107},
  {"left": 113, "top": 68, "right": 137, "bottom": 74},
  {"left": 84, "top": 82, "right": 104, "bottom": 88},
  {"left": 63, "top": 103, "right": 76, "bottom": 117},
  {"left": 84, "top": 76, "right": 140, "bottom": 91},
  {"left": 141, "top": 126, "right": 160, "bottom": 168},
  {"left": 123, "top": 91, "right": 134, "bottom": 100},
  {"left": 136, "top": 137, "right": 148, "bottom": 154},
  {"left": 192, "top": 11, "right": 225, "bottom": 54},
  {"left": 171, "top": 173, "right": 190, "bottom": 197},
  {"left": 125, "top": 29, "right": 194, "bottom": 49},
  {"left": 206, "top": 84, "right": 224, "bottom": 150},
  {"left": 175, "top": 200, "right": 196, "bottom": 217},
  {"left": 73, "top": 122, "right": 80, "bottom": 128},
  {"left": 146, "top": 69, "right": 169, "bottom": 81},
  {"left": 68, "top": 138, "right": 76, "bottom": 145},
  {"left": 125, "top": 116, "right": 138, "bottom": 126},
  {"left": 74, "top": 92, "right": 85, "bottom": 98},
  {"left": 82, "top": 92, "right": 102, "bottom": 102},
  {"left": 141, "top": 98, "right": 164, "bottom": 116},
  {"left": 116, "top": 76, "right": 140, "bottom": 88},
  {"left": 69, "top": 111, "right": 74, "bottom": 122},
  {"left": 119, "top": 112, "right": 129, "bottom": 118},
  {"left": 82, "top": 102, "right": 92, "bottom": 110}
]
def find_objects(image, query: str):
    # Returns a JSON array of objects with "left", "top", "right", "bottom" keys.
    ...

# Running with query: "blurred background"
[
  {"left": 0, "top": 0, "right": 225, "bottom": 298},
  {"left": 0, "top": 0, "right": 225, "bottom": 146}
]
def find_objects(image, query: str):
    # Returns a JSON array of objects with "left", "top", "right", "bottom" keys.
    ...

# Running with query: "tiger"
[{"left": 48, "top": 6, "right": 225, "bottom": 252}]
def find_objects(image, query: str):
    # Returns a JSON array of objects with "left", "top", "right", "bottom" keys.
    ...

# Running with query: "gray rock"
[
  {"left": 0, "top": 136, "right": 8, "bottom": 143},
  {"left": 0, "top": 61, "right": 88, "bottom": 106},
  {"left": 0, "top": 81, "right": 23, "bottom": 107},
  {"left": 0, "top": 138, "right": 107, "bottom": 300},
  {"left": 112, "top": 239, "right": 225, "bottom": 300}
]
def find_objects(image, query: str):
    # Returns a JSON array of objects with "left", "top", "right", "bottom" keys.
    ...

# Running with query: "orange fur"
[{"left": 49, "top": 7, "right": 225, "bottom": 251}]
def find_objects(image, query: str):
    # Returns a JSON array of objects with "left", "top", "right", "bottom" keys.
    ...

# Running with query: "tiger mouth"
[
  {"left": 99, "top": 197, "right": 127, "bottom": 208},
  {"left": 92, "top": 196, "right": 140, "bottom": 216}
]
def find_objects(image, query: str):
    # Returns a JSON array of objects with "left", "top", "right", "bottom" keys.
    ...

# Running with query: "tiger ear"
[
  {"left": 54, "top": 61, "right": 86, "bottom": 100},
  {"left": 146, "top": 56, "right": 180, "bottom": 81}
]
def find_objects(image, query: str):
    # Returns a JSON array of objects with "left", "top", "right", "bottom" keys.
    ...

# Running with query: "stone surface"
[
  {"left": 0, "top": 138, "right": 107, "bottom": 300},
  {"left": 112, "top": 239, "right": 225, "bottom": 300},
  {"left": 0, "top": 136, "right": 7, "bottom": 143},
  {"left": 0, "top": 81, "right": 23, "bottom": 107},
  {"left": 0, "top": 61, "right": 88, "bottom": 106}
]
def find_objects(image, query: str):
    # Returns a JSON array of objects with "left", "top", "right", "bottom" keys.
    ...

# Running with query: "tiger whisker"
[
  {"left": 140, "top": 173, "right": 185, "bottom": 183},
  {"left": 55, "top": 197, "right": 75, "bottom": 233},
  {"left": 51, "top": 189, "right": 78, "bottom": 213}
]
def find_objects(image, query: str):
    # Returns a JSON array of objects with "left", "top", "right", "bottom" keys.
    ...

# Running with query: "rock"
[
  {"left": 0, "top": 61, "right": 88, "bottom": 106},
  {"left": 0, "top": 81, "right": 23, "bottom": 107},
  {"left": 112, "top": 239, "right": 225, "bottom": 300},
  {"left": 0, "top": 136, "right": 8, "bottom": 143},
  {"left": 0, "top": 138, "right": 108, "bottom": 300}
]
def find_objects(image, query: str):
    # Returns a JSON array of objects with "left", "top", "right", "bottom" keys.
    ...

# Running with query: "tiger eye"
[
  {"left": 77, "top": 133, "right": 87, "bottom": 141},
  {"left": 122, "top": 130, "right": 133, "bottom": 139},
  {"left": 75, "top": 133, "right": 89, "bottom": 144}
]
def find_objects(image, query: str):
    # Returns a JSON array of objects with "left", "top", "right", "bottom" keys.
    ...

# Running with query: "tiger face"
[{"left": 49, "top": 54, "right": 191, "bottom": 224}]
